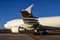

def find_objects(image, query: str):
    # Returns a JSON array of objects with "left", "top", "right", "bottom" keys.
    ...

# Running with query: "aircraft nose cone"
[{"left": 4, "top": 23, "right": 12, "bottom": 29}]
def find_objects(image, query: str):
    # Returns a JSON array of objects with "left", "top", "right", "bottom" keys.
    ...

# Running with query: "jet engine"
[
  {"left": 11, "top": 27, "right": 20, "bottom": 33},
  {"left": 11, "top": 26, "right": 26, "bottom": 33}
]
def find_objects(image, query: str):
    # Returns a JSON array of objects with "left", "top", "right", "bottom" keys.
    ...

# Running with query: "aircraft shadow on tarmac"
[{"left": 0, "top": 29, "right": 60, "bottom": 35}]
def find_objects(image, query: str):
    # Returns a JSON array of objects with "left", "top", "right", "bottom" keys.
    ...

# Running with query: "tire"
[{"left": 42, "top": 31, "right": 48, "bottom": 35}]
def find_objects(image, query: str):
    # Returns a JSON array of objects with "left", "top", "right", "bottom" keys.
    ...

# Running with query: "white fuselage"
[
  {"left": 38, "top": 16, "right": 60, "bottom": 27},
  {"left": 4, "top": 16, "right": 60, "bottom": 29}
]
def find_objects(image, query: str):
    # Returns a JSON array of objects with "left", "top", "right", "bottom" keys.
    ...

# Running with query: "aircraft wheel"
[
  {"left": 33, "top": 29, "right": 40, "bottom": 35},
  {"left": 42, "top": 31, "right": 48, "bottom": 35}
]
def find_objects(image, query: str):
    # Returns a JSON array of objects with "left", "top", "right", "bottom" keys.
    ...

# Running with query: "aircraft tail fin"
[{"left": 20, "top": 4, "right": 35, "bottom": 18}]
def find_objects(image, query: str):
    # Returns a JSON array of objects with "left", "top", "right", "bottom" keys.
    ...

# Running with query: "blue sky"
[{"left": 0, "top": 0, "right": 60, "bottom": 28}]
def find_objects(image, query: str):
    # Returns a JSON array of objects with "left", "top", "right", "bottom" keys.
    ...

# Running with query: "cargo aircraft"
[{"left": 4, "top": 4, "right": 60, "bottom": 34}]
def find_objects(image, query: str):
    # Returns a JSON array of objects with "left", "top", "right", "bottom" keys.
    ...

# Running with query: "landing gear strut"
[{"left": 33, "top": 29, "right": 48, "bottom": 35}]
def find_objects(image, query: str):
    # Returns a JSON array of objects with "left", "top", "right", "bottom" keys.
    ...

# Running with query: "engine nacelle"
[{"left": 11, "top": 27, "right": 19, "bottom": 33}]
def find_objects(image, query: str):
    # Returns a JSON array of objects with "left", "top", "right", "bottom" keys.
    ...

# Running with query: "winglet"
[{"left": 22, "top": 4, "right": 34, "bottom": 14}]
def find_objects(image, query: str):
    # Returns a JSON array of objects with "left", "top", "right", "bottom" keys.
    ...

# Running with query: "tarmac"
[
  {"left": 0, "top": 29, "right": 60, "bottom": 40},
  {"left": 0, "top": 33, "right": 60, "bottom": 40}
]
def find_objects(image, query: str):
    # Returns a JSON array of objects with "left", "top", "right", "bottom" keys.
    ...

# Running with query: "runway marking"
[{"left": 27, "top": 34, "right": 39, "bottom": 40}]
